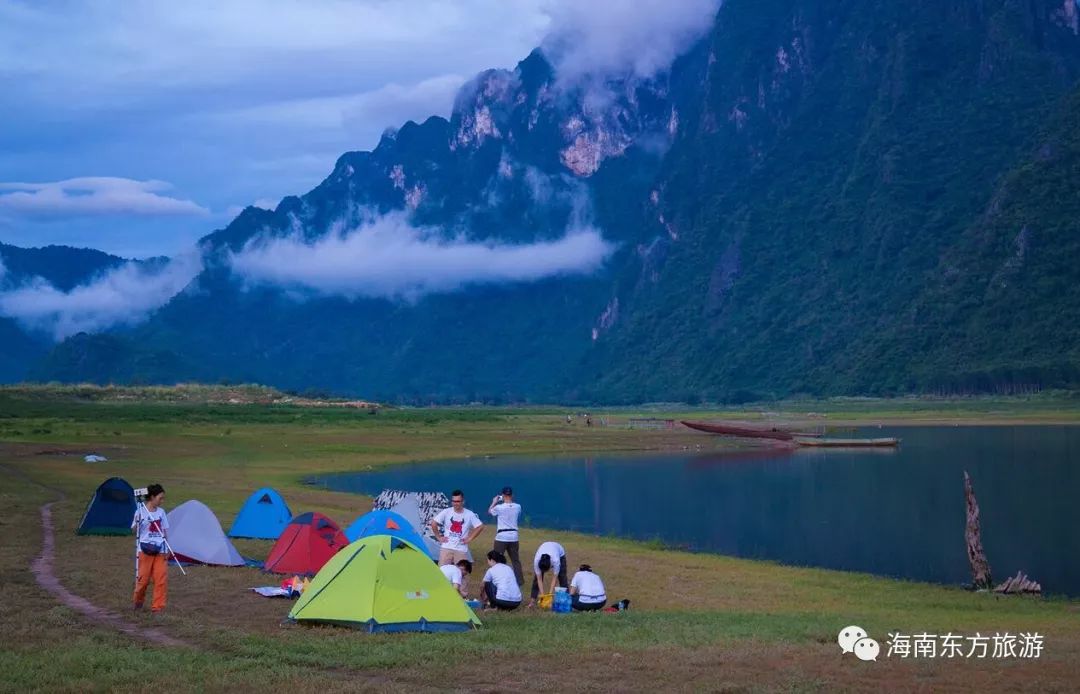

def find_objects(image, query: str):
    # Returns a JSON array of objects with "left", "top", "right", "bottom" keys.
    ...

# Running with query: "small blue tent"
[
  {"left": 228, "top": 487, "right": 292, "bottom": 539},
  {"left": 77, "top": 477, "right": 137, "bottom": 535},
  {"left": 344, "top": 509, "right": 437, "bottom": 560}
]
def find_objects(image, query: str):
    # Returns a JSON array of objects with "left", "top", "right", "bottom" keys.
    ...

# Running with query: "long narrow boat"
[
  {"left": 793, "top": 437, "right": 900, "bottom": 448},
  {"left": 680, "top": 420, "right": 796, "bottom": 441}
]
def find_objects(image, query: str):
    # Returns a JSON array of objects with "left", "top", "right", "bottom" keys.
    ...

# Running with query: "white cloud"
[
  {"left": 0, "top": 178, "right": 209, "bottom": 218},
  {"left": 541, "top": 0, "right": 721, "bottom": 82},
  {"left": 229, "top": 212, "right": 613, "bottom": 301},
  {"left": 213, "top": 74, "right": 466, "bottom": 132},
  {"left": 0, "top": 254, "right": 202, "bottom": 340},
  {"left": 252, "top": 198, "right": 279, "bottom": 211}
]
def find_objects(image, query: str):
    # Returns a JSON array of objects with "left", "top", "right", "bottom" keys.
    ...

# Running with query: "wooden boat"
[
  {"left": 793, "top": 437, "right": 900, "bottom": 448},
  {"left": 681, "top": 421, "right": 796, "bottom": 441}
]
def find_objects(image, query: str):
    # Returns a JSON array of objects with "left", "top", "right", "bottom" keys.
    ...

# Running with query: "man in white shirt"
[
  {"left": 569, "top": 563, "right": 607, "bottom": 611},
  {"left": 439, "top": 559, "right": 472, "bottom": 598},
  {"left": 481, "top": 550, "right": 522, "bottom": 610},
  {"left": 488, "top": 486, "right": 523, "bottom": 585},
  {"left": 528, "top": 540, "right": 568, "bottom": 607},
  {"left": 429, "top": 489, "right": 484, "bottom": 566}
]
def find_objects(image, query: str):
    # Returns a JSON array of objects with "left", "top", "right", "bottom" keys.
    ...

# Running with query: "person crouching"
[
  {"left": 481, "top": 550, "right": 521, "bottom": 611},
  {"left": 440, "top": 559, "right": 472, "bottom": 599},
  {"left": 569, "top": 564, "right": 606, "bottom": 611},
  {"left": 132, "top": 483, "right": 170, "bottom": 613}
]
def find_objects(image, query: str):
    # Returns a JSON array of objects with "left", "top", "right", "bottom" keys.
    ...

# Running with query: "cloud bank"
[
  {"left": 0, "top": 254, "right": 202, "bottom": 340},
  {"left": 541, "top": 0, "right": 721, "bottom": 81},
  {"left": 229, "top": 212, "right": 614, "bottom": 300},
  {"left": 0, "top": 178, "right": 209, "bottom": 218}
]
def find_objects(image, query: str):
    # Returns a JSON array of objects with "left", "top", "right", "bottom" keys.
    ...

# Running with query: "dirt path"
[{"left": 7, "top": 465, "right": 190, "bottom": 648}]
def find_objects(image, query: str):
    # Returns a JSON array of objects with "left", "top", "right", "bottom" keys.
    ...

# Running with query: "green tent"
[{"left": 287, "top": 534, "right": 481, "bottom": 632}]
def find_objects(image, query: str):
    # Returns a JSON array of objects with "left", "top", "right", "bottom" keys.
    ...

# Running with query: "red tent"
[{"left": 263, "top": 511, "right": 348, "bottom": 575}]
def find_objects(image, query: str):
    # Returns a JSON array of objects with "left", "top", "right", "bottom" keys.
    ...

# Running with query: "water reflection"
[{"left": 314, "top": 426, "right": 1080, "bottom": 595}]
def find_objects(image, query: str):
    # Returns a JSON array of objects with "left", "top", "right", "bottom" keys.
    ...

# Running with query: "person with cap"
[
  {"left": 488, "top": 486, "right": 523, "bottom": 585},
  {"left": 527, "top": 540, "right": 568, "bottom": 608}
]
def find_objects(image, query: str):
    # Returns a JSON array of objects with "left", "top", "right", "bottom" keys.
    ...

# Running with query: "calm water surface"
[{"left": 313, "top": 426, "right": 1080, "bottom": 595}]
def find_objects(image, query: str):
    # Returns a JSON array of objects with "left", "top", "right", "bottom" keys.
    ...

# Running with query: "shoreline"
[
  {"left": 4, "top": 397, "right": 1080, "bottom": 690},
  {"left": 300, "top": 418, "right": 1080, "bottom": 600}
]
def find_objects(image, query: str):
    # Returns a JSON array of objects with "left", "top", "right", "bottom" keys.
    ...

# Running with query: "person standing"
[
  {"left": 430, "top": 489, "right": 484, "bottom": 566},
  {"left": 527, "top": 540, "right": 568, "bottom": 607},
  {"left": 440, "top": 559, "right": 472, "bottom": 599},
  {"left": 488, "top": 486, "right": 523, "bottom": 585},
  {"left": 481, "top": 550, "right": 522, "bottom": 610},
  {"left": 132, "top": 483, "right": 170, "bottom": 613},
  {"left": 569, "top": 563, "right": 607, "bottom": 611}
]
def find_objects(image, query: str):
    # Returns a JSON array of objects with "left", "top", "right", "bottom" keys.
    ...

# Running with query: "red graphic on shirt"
[
  {"left": 449, "top": 518, "right": 464, "bottom": 534},
  {"left": 147, "top": 519, "right": 163, "bottom": 534}
]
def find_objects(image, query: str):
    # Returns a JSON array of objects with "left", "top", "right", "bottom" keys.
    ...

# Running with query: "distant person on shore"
[
  {"left": 488, "top": 486, "right": 523, "bottom": 585},
  {"left": 131, "top": 483, "right": 170, "bottom": 613},
  {"left": 430, "top": 490, "right": 484, "bottom": 566},
  {"left": 528, "top": 540, "right": 568, "bottom": 607},
  {"left": 481, "top": 550, "right": 522, "bottom": 610},
  {"left": 569, "top": 564, "right": 606, "bottom": 611},
  {"left": 440, "top": 559, "right": 472, "bottom": 598}
]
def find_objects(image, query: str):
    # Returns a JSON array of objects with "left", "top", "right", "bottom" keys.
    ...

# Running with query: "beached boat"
[
  {"left": 681, "top": 421, "right": 797, "bottom": 441},
  {"left": 793, "top": 437, "right": 900, "bottom": 448}
]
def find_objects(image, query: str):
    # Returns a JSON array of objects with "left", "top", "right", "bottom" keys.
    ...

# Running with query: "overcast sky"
[{"left": 0, "top": 0, "right": 718, "bottom": 258}]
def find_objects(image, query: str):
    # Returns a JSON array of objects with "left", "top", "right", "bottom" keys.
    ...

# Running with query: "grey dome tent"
[{"left": 168, "top": 500, "right": 245, "bottom": 566}]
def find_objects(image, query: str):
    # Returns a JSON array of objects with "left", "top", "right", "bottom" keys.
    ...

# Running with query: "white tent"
[
  {"left": 168, "top": 500, "right": 245, "bottom": 566},
  {"left": 382, "top": 494, "right": 446, "bottom": 561}
]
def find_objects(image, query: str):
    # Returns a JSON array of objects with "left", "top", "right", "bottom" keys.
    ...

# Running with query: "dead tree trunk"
[{"left": 964, "top": 471, "right": 993, "bottom": 590}]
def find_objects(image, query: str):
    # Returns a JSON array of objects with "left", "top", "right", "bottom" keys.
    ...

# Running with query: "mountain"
[
  {"left": 18, "top": 0, "right": 1080, "bottom": 402},
  {"left": 0, "top": 243, "right": 131, "bottom": 381}
]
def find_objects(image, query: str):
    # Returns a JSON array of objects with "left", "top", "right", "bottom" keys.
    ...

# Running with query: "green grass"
[{"left": 2, "top": 387, "right": 1079, "bottom": 691}]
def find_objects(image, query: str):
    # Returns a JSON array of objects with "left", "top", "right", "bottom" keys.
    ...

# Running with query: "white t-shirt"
[
  {"left": 433, "top": 507, "right": 483, "bottom": 551},
  {"left": 132, "top": 506, "right": 169, "bottom": 548},
  {"left": 489, "top": 502, "right": 521, "bottom": 542},
  {"left": 483, "top": 563, "right": 522, "bottom": 602},
  {"left": 570, "top": 570, "right": 606, "bottom": 604},
  {"left": 440, "top": 563, "right": 463, "bottom": 587},
  {"left": 533, "top": 541, "right": 565, "bottom": 576}
]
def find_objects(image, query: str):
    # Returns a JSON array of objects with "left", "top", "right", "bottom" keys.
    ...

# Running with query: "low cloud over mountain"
[
  {"left": 228, "top": 212, "right": 613, "bottom": 301},
  {"left": 0, "top": 253, "right": 202, "bottom": 340}
]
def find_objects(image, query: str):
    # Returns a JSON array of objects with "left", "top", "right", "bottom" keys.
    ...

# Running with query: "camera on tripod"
[{"left": 133, "top": 487, "right": 149, "bottom": 502}]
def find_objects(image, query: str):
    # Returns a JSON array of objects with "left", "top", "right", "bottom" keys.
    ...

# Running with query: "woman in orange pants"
[{"left": 132, "top": 484, "right": 170, "bottom": 612}]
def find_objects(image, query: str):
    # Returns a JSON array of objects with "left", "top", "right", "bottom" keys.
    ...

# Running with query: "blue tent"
[
  {"left": 77, "top": 477, "right": 137, "bottom": 535},
  {"left": 344, "top": 510, "right": 436, "bottom": 560},
  {"left": 228, "top": 487, "right": 292, "bottom": 539}
]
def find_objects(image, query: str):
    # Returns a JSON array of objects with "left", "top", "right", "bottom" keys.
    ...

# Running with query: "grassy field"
[{"left": 1, "top": 387, "right": 1079, "bottom": 692}]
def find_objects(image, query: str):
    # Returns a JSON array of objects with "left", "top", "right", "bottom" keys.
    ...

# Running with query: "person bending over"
[
  {"left": 528, "top": 540, "right": 568, "bottom": 607},
  {"left": 481, "top": 550, "right": 521, "bottom": 611},
  {"left": 440, "top": 559, "right": 472, "bottom": 599},
  {"left": 430, "top": 489, "right": 485, "bottom": 566},
  {"left": 569, "top": 564, "right": 607, "bottom": 611},
  {"left": 132, "top": 483, "right": 170, "bottom": 613}
]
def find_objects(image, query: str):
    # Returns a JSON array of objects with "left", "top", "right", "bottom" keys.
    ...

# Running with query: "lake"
[{"left": 312, "top": 425, "right": 1080, "bottom": 595}]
